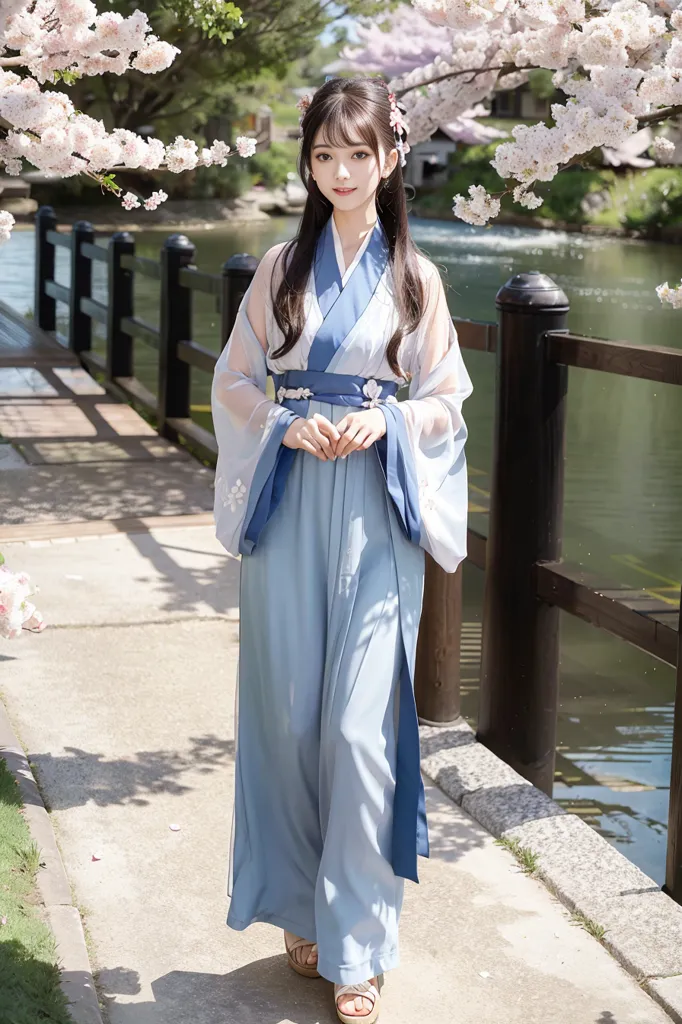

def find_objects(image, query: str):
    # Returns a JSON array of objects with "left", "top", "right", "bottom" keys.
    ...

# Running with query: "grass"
[
  {"left": 0, "top": 756, "right": 73, "bottom": 1024},
  {"left": 494, "top": 835, "right": 540, "bottom": 875},
  {"left": 570, "top": 911, "right": 607, "bottom": 942}
]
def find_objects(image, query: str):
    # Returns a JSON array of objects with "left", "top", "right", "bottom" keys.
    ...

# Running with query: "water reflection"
[{"left": 1, "top": 213, "right": 679, "bottom": 885}]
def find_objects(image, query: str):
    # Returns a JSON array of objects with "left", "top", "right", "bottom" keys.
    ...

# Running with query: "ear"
[{"left": 385, "top": 147, "right": 399, "bottom": 176}]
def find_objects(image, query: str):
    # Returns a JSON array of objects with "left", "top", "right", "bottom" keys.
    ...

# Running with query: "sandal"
[
  {"left": 284, "top": 932, "right": 320, "bottom": 978},
  {"left": 334, "top": 977, "right": 381, "bottom": 1023}
]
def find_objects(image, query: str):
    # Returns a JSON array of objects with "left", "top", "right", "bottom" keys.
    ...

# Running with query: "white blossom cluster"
[
  {"left": 656, "top": 280, "right": 682, "bottom": 308},
  {"left": 0, "top": 560, "right": 45, "bottom": 640},
  {"left": 0, "top": 1, "right": 255, "bottom": 236},
  {"left": 392, "top": 0, "right": 682, "bottom": 306}
]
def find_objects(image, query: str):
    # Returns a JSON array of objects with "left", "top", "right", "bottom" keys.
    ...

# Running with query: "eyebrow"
[{"left": 312, "top": 141, "right": 368, "bottom": 150}]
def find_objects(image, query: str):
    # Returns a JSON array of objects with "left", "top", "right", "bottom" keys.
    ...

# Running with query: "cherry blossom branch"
[
  {"left": 0, "top": 1, "right": 256, "bottom": 243},
  {"left": 395, "top": 63, "right": 538, "bottom": 99}
]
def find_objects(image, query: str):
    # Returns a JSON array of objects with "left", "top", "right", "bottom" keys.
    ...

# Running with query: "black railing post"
[
  {"left": 106, "top": 232, "right": 135, "bottom": 382},
  {"left": 35, "top": 206, "right": 57, "bottom": 331},
  {"left": 477, "top": 271, "right": 569, "bottom": 795},
  {"left": 220, "top": 253, "right": 259, "bottom": 349},
  {"left": 69, "top": 220, "right": 94, "bottom": 354},
  {"left": 416, "top": 559, "right": 463, "bottom": 725},
  {"left": 665, "top": 599, "right": 682, "bottom": 904},
  {"left": 158, "top": 233, "right": 195, "bottom": 437}
]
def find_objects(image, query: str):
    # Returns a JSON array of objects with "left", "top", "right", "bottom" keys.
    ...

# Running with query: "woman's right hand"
[{"left": 283, "top": 413, "right": 340, "bottom": 461}]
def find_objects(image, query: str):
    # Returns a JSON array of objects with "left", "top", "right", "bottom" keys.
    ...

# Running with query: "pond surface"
[{"left": 2, "top": 214, "right": 680, "bottom": 884}]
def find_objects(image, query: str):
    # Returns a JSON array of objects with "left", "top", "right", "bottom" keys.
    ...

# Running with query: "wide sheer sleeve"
[
  {"left": 376, "top": 259, "right": 473, "bottom": 572},
  {"left": 211, "top": 244, "right": 300, "bottom": 557}
]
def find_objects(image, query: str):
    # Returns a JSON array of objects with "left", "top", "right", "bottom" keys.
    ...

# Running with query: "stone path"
[{"left": 0, "top": 523, "right": 673, "bottom": 1024}]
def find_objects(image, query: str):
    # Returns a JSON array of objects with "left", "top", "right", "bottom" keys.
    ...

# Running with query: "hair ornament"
[
  {"left": 378, "top": 80, "right": 410, "bottom": 167},
  {"left": 296, "top": 94, "right": 312, "bottom": 137}
]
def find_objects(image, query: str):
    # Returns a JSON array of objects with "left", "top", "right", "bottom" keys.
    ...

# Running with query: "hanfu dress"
[{"left": 211, "top": 214, "right": 472, "bottom": 986}]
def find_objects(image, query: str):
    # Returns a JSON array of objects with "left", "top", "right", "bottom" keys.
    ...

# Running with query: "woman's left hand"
[{"left": 334, "top": 408, "right": 387, "bottom": 459}]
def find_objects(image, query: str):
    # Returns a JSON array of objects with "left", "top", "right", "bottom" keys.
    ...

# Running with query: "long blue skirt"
[{"left": 227, "top": 401, "right": 425, "bottom": 985}]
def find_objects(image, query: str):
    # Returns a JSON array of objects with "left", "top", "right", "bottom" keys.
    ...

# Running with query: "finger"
[
  {"left": 336, "top": 426, "right": 362, "bottom": 458},
  {"left": 313, "top": 413, "right": 341, "bottom": 443},
  {"left": 313, "top": 419, "right": 340, "bottom": 457},
  {"left": 309, "top": 421, "right": 335, "bottom": 459},
  {"left": 300, "top": 437, "right": 327, "bottom": 461}
]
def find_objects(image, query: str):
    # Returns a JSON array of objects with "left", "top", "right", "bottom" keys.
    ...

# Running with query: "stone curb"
[
  {"left": 419, "top": 718, "right": 682, "bottom": 1024},
  {"left": 0, "top": 700, "right": 103, "bottom": 1024}
]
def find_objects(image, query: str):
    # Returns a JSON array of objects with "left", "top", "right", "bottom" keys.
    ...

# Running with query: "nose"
[{"left": 335, "top": 161, "right": 351, "bottom": 180}]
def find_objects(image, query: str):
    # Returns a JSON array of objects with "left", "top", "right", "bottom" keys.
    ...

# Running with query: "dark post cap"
[
  {"left": 223, "top": 253, "right": 259, "bottom": 274},
  {"left": 36, "top": 205, "right": 55, "bottom": 218},
  {"left": 496, "top": 271, "right": 569, "bottom": 312},
  {"left": 73, "top": 220, "right": 94, "bottom": 232},
  {"left": 109, "top": 231, "right": 135, "bottom": 244},
  {"left": 164, "top": 233, "right": 195, "bottom": 251}
]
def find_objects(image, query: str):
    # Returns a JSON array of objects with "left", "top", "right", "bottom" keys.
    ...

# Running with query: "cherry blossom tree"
[
  {"left": 389, "top": 0, "right": 682, "bottom": 307},
  {"left": 0, "top": 0, "right": 257, "bottom": 243}
]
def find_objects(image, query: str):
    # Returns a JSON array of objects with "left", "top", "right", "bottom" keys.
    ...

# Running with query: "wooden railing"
[
  {"left": 34, "top": 204, "right": 256, "bottom": 461},
  {"left": 33, "top": 207, "right": 682, "bottom": 904}
]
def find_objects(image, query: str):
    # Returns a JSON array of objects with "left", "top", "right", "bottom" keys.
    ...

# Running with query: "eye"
[
  {"left": 315, "top": 153, "right": 331, "bottom": 161},
  {"left": 353, "top": 151, "right": 369, "bottom": 159}
]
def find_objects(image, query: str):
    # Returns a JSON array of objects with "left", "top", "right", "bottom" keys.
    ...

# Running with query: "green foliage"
[
  {"left": 0, "top": 757, "right": 73, "bottom": 1024},
  {"left": 52, "top": 69, "right": 81, "bottom": 86},
  {"left": 247, "top": 142, "right": 300, "bottom": 188},
  {"left": 571, "top": 911, "right": 606, "bottom": 941},
  {"left": 617, "top": 168, "right": 682, "bottom": 231},
  {"left": 419, "top": 148, "right": 618, "bottom": 226},
  {"left": 528, "top": 68, "right": 558, "bottom": 100},
  {"left": 167, "top": 0, "right": 244, "bottom": 43},
  {"left": 531, "top": 167, "right": 616, "bottom": 223},
  {"left": 191, "top": 160, "right": 254, "bottom": 200},
  {"left": 494, "top": 836, "right": 539, "bottom": 874}
]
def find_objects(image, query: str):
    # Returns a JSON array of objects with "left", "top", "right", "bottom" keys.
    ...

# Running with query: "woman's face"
[{"left": 309, "top": 127, "right": 398, "bottom": 211}]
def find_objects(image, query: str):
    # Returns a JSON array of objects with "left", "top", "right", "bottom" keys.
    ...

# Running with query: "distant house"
[
  {"left": 490, "top": 82, "right": 553, "bottom": 122},
  {"left": 403, "top": 129, "right": 457, "bottom": 188}
]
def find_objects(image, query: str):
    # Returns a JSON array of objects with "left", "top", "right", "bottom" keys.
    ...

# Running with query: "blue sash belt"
[{"left": 271, "top": 369, "right": 400, "bottom": 410}]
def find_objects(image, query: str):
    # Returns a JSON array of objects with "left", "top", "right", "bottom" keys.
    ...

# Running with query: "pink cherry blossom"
[{"left": 0, "top": 2, "right": 253, "bottom": 235}]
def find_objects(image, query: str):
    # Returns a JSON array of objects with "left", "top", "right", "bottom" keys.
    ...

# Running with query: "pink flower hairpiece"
[
  {"left": 297, "top": 94, "right": 311, "bottom": 133},
  {"left": 379, "top": 81, "right": 411, "bottom": 167}
]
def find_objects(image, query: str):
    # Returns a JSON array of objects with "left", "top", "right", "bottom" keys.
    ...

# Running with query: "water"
[{"left": 1, "top": 215, "right": 680, "bottom": 885}]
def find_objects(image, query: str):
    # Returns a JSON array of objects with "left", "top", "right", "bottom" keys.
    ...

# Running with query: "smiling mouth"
[{"left": 333, "top": 187, "right": 356, "bottom": 194}]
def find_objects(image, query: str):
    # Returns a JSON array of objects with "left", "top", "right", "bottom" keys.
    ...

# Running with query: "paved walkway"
[
  {"left": 0, "top": 337, "right": 674, "bottom": 1024},
  {"left": 0, "top": 519, "right": 673, "bottom": 1024}
]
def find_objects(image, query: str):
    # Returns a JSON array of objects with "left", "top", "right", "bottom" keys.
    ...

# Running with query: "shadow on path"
[
  {"left": 98, "top": 957, "right": 339, "bottom": 1024},
  {"left": 29, "top": 735, "right": 235, "bottom": 811}
]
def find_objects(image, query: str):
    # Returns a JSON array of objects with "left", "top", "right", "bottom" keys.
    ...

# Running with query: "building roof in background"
[
  {"left": 601, "top": 127, "right": 655, "bottom": 169},
  {"left": 439, "top": 105, "right": 510, "bottom": 145}
]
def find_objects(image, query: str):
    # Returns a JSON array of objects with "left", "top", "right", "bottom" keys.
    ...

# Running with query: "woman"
[{"left": 211, "top": 75, "right": 472, "bottom": 1023}]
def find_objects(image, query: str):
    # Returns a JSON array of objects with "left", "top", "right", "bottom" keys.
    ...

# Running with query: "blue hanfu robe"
[{"left": 211, "top": 214, "right": 472, "bottom": 984}]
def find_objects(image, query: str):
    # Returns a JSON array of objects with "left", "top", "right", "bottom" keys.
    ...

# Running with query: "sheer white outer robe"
[{"left": 211, "top": 216, "right": 472, "bottom": 984}]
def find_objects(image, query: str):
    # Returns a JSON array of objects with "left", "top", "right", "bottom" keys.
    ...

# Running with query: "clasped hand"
[{"left": 282, "top": 409, "right": 386, "bottom": 461}]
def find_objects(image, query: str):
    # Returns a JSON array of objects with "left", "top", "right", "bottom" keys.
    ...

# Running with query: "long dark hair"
[{"left": 270, "top": 76, "right": 427, "bottom": 378}]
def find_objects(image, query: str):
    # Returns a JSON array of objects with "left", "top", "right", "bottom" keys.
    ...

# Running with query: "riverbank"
[
  {"left": 411, "top": 200, "right": 682, "bottom": 245},
  {"left": 412, "top": 152, "right": 682, "bottom": 245},
  {"left": 3, "top": 186, "right": 305, "bottom": 234}
]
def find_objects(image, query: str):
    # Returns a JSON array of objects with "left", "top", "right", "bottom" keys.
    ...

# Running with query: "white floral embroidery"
[
  {"left": 227, "top": 479, "right": 247, "bottom": 511},
  {"left": 418, "top": 477, "right": 437, "bottom": 514},
  {"left": 361, "top": 379, "right": 399, "bottom": 408},
  {"left": 217, "top": 475, "right": 247, "bottom": 513},
  {"left": 277, "top": 386, "right": 314, "bottom": 402},
  {"left": 385, "top": 394, "right": 398, "bottom": 404},
  {"left": 362, "top": 379, "right": 383, "bottom": 408}
]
